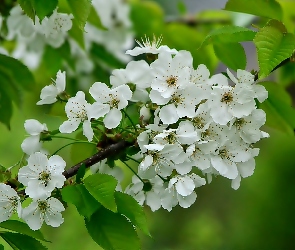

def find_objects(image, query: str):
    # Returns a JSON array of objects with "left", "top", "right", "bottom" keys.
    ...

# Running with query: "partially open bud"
[{"left": 140, "top": 105, "right": 151, "bottom": 122}]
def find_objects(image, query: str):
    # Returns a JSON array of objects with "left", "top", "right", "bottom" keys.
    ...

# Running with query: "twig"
[{"left": 63, "top": 140, "right": 132, "bottom": 179}]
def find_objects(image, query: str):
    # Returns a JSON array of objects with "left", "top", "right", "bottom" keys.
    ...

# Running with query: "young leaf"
[
  {"left": 0, "top": 220, "right": 48, "bottom": 242},
  {"left": 31, "top": 0, "right": 58, "bottom": 20},
  {"left": 115, "top": 191, "right": 150, "bottom": 236},
  {"left": 84, "top": 173, "right": 118, "bottom": 212},
  {"left": 225, "top": 0, "right": 282, "bottom": 20},
  {"left": 17, "top": 0, "right": 35, "bottom": 21},
  {"left": 213, "top": 43, "right": 246, "bottom": 70},
  {"left": 61, "top": 184, "right": 101, "bottom": 218},
  {"left": 66, "top": 0, "right": 91, "bottom": 30},
  {"left": 0, "top": 232, "right": 47, "bottom": 250},
  {"left": 254, "top": 20, "right": 295, "bottom": 79},
  {"left": 259, "top": 82, "right": 295, "bottom": 135},
  {"left": 85, "top": 207, "right": 141, "bottom": 250},
  {"left": 199, "top": 26, "right": 256, "bottom": 48}
]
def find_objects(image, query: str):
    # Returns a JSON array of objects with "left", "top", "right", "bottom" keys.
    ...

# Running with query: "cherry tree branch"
[{"left": 63, "top": 140, "right": 132, "bottom": 179}]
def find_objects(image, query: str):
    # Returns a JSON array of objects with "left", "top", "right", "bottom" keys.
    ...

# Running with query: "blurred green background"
[{"left": 1, "top": 0, "right": 295, "bottom": 249}]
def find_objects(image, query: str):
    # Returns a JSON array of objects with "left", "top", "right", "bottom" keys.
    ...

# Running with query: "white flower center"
[
  {"left": 166, "top": 76, "right": 178, "bottom": 87},
  {"left": 38, "top": 200, "right": 49, "bottom": 213}
]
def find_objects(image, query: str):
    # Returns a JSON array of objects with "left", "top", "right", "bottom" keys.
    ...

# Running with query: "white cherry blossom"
[
  {"left": 0, "top": 184, "right": 21, "bottom": 222},
  {"left": 150, "top": 50, "right": 193, "bottom": 98},
  {"left": 18, "top": 152, "right": 66, "bottom": 199},
  {"left": 22, "top": 197, "right": 65, "bottom": 230},
  {"left": 37, "top": 70, "right": 66, "bottom": 105},
  {"left": 59, "top": 91, "right": 99, "bottom": 141},
  {"left": 89, "top": 82, "right": 132, "bottom": 129}
]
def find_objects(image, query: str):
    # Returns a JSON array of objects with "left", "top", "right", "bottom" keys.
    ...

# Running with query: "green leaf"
[
  {"left": 254, "top": 20, "right": 295, "bottom": 79},
  {"left": 259, "top": 82, "right": 295, "bottom": 134},
  {"left": 68, "top": 21, "right": 85, "bottom": 48},
  {"left": 0, "top": 232, "right": 47, "bottom": 250},
  {"left": 42, "top": 45, "right": 63, "bottom": 76},
  {"left": 213, "top": 43, "right": 246, "bottom": 70},
  {"left": 0, "top": 220, "right": 48, "bottom": 242},
  {"left": 0, "top": 54, "right": 35, "bottom": 91},
  {"left": 17, "top": 0, "right": 35, "bottom": 21},
  {"left": 0, "top": 85, "right": 13, "bottom": 129},
  {"left": 85, "top": 207, "right": 140, "bottom": 250},
  {"left": 32, "top": 0, "right": 58, "bottom": 20},
  {"left": 84, "top": 173, "right": 118, "bottom": 212},
  {"left": 61, "top": 184, "right": 101, "bottom": 218},
  {"left": 66, "top": 0, "right": 91, "bottom": 30},
  {"left": 225, "top": 0, "right": 282, "bottom": 20},
  {"left": 0, "top": 244, "right": 4, "bottom": 250},
  {"left": 91, "top": 44, "right": 125, "bottom": 69},
  {"left": 115, "top": 192, "right": 150, "bottom": 236},
  {"left": 199, "top": 26, "right": 256, "bottom": 48}
]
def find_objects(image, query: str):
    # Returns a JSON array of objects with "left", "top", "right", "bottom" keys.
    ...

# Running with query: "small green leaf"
[
  {"left": 0, "top": 232, "right": 47, "bottom": 250},
  {"left": 17, "top": 0, "right": 35, "bottom": 21},
  {"left": 0, "top": 244, "right": 4, "bottom": 250},
  {"left": 259, "top": 82, "right": 295, "bottom": 134},
  {"left": 213, "top": 43, "right": 246, "bottom": 70},
  {"left": 225, "top": 0, "right": 282, "bottom": 20},
  {"left": 76, "top": 164, "right": 86, "bottom": 184},
  {"left": 32, "top": 0, "right": 58, "bottom": 20},
  {"left": 0, "top": 220, "right": 48, "bottom": 242},
  {"left": 254, "top": 20, "right": 295, "bottom": 79},
  {"left": 85, "top": 207, "right": 141, "bottom": 250},
  {"left": 68, "top": 21, "right": 85, "bottom": 48},
  {"left": 66, "top": 0, "right": 91, "bottom": 30},
  {"left": 0, "top": 54, "right": 35, "bottom": 91},
  {"left": 199, "top": 26, "right": 256, "bottom": 48},
  {"left": 61, "top": 184, "right": 101, "bottom": 218},
  {"left": 84, "top": 173, "right": 117, "bottom": 212},
  {"left": 115, "top": 191, "right": 150, "bottom": 236}
]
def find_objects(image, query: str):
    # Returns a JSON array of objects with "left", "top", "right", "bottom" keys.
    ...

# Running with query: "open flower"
[
  {"left": 89, "top": 82, "right": 132, "bottom": 129},
  {"left": 22, "top": 197, "right": 65, "bottom": 230},
  {"left": 0, "top": 184, "right": 21, "bottom": 222},
  {"left": 18, "top": 152, "right": 66, "bottom": 199},
  {"left": 59, "top": 91, "right": 99, "bottom": 141},
  {"left": 37, "top": 70, "right": 66, "bottom": 105}
]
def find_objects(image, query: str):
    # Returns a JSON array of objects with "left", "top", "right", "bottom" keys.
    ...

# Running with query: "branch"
[{"left": 63, "top": 140, "right": 132, "bottom": 179}]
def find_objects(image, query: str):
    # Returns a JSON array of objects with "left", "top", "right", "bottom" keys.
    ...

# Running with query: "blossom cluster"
[{"left": 0, "top": 37, "right": 269, "bottom": 230}]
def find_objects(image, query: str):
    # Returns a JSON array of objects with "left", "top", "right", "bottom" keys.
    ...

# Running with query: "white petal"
[
  {"left": 83, "top": 120, "right": 94, "bottom": 141},
  {"left": 146, "top": 192, "right": 161, "bottom": 211},
  {"left": 21, "top": 136, "right": 42, "bottom": 155},
  {"left": 177, "top": 192, "right": 197, "bottom": 208},
  {"left": 55, "top": 70, "right": 66, "bottom": 93},
  {"left": 59, "top": 119, "right": 80, "bottom": 133},
  {"left": 24, "top": 119, "right": 47, "bottom": 135},
  {"left": 89, "top": 82, "right": 110, "bottom": 102},
  {"left": 159, "top": 104, "right": 179, "bottom": 124},
  {"left": 103, "top": 109, "right": 122, "bottom": 129},
  {"left": 174, "top": 176, "right": 195, "bottom": 196}
]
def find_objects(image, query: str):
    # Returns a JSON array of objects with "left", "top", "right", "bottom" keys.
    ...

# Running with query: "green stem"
[
  {"left": 122, "top": 109, "right": 138, "bottom": 133},
  {"left": 120, "top": 160, "right": 144, "bottom": 183},
  {"left": 8, "top": 153, "right": 26, "bottom": 170},
  {"left": 51, "top": 135, "right": 80, "bottom": 141},
  {"left": 51, "top": 141, "right": 96, "bottom": 156}
]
